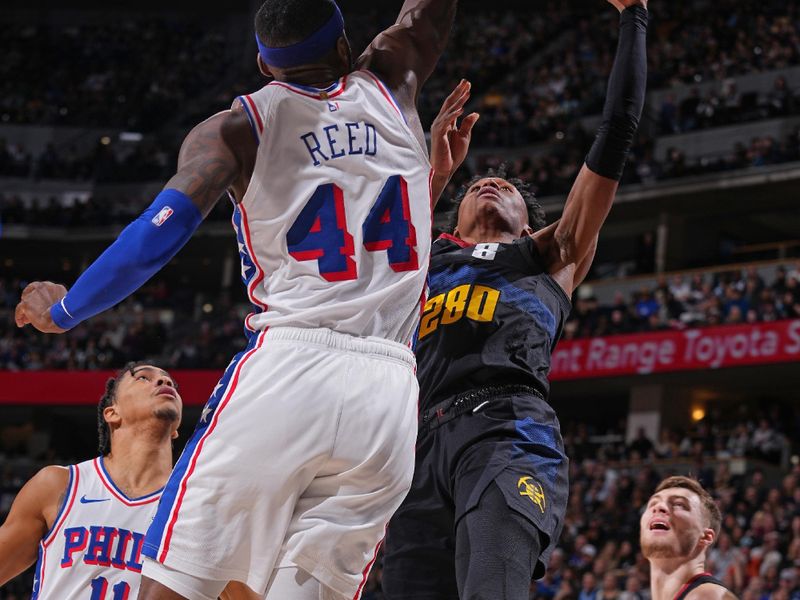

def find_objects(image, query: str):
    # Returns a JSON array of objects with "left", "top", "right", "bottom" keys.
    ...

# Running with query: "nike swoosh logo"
[{"left": 80, "top": 495, "right": 110, "bottom": 504}]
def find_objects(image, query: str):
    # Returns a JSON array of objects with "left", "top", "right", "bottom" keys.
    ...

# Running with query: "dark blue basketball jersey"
[{"left": 416, "top": 234, "right": 571, "bottom": 411}]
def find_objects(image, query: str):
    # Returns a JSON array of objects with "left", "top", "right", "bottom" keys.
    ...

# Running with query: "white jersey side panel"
[
  {"left": 232, "top": 70, "right": 432, "bottom": 345},
  {"left": 32, "top": 458, "right": 161, "bottom": 600}
]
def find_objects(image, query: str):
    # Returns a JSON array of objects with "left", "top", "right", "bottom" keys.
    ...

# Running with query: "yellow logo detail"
[{"left": 518, "top": 476, "right": 546, "bottom": 513}]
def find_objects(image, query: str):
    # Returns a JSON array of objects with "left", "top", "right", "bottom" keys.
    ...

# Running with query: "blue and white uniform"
[
  {"left": 31, "top": 457, "right": 161, "bottom": 600},
  {"left": 142, "top": 71, "right": 431, "bottom": 599}
]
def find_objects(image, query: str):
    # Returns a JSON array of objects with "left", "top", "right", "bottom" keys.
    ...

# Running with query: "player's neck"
[
  {"left": 649, "top": 556, "right": 708, "bottom": 600},
  {"left": 457, "top": 225, "right": 518, "bottom": 245},
  {"left": 277, "top": 64, "right": 345, "bottom": 89},
  {"left": 104, "top": 427, "right": 174, "bottom": 498}
]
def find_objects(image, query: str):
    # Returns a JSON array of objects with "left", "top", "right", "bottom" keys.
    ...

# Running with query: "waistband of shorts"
[
  {"left": 419, "top": 384, "right": 544, "bottom": 435},
  {"left": 263, "top": 326, "right": 416, "bottom": 366}
]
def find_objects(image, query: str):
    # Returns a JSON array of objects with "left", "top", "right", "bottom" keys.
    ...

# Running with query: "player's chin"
[
  {"left": 153, "top": 405, "right": 181, "bottom": 423},
  {"left": 640, "top": 537, "right": 678, "bottom": 560}
]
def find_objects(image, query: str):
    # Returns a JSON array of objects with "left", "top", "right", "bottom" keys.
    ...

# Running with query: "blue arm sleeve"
[{"left": 50, "top": 189, "right": 202, "bottom": 330}]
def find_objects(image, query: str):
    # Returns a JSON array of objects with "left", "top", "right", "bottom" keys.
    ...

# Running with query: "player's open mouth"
[{"left": 649, "top": 519, "right": 670, "bottom": 531}]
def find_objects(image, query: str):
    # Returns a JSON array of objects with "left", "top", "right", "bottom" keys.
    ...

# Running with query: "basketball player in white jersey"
[
  {"left": 15, "top": 0, "right": 458, "bottom": 597},
  {"left": 0, "top": 362, "right": 182, "bottom": 599}
]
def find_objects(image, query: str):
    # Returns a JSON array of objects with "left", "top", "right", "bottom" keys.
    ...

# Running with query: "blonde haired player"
[{"left": 641, "top": 476, "right": 738, "bottom": 600}]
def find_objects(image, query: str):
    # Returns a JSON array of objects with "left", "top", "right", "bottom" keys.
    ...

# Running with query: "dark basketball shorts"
[{"left": 382, "top": 385, "right": 570, "bottom": 600}]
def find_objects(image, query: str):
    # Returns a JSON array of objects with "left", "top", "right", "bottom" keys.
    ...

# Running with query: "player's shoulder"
[
  {"left": 15, "top": 465, "right": 72, "bottom": 514},
  {"left": 193, "top": 108, "right": 253, "bottom": 141},
  {"left": 29, "top": 465, "right": 71, "bottom": 493},
  {"left": 687, "top": 582, "right": 738, "bottom": 600}
]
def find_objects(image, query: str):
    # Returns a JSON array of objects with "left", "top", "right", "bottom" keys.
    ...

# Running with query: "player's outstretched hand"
[
  {"left": 15, "top": 282, "right": 68, "bottom": 334},
  {"left": 607, "top": 0, "right": 647, "bottom": 12},
  {"left": 430, "top": 79, "right": 480, "bottom": 178}
]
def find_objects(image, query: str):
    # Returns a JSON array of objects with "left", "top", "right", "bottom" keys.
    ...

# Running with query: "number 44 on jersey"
[{"left": 287, "top": 175, "right": 419, "bottom": 281}]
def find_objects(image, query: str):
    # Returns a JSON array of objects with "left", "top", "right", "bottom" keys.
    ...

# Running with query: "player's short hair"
[
  {"left": 255, "top": 0, "right": 338, "bottom": 48},
  {"left": 654, "top": 476, "right": 722, "bottom": 540},
  {"left": 447, "top": 166, "right": 547, "bottom": 234},
  {"left": 96, "top": 361, "right": 150, "bottom": 456}
]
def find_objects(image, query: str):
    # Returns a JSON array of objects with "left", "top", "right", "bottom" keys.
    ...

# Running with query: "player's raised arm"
[
  {"left": 14, "top": 109, "right": 253, "bottom": 334},
  {"left": 0, "top": 466, "right": 69, "bottom": 586},
  {"left": 535, "top": 0, "right": 648, "bottom": 293},
  {"left": 357, "top": 0, "right": 458, "bottom": 104}
]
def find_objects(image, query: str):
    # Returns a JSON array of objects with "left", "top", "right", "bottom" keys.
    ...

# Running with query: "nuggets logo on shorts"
[{"left": 517, "top": 476, "right": 546, "bottom": 513}]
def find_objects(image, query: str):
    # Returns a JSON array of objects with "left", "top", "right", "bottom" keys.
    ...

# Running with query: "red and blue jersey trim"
[
  {"left": 94, "top": 457, "right": 162, "bottom": 506},
  {"left": 236, "top": 95, "right": 263, "bottom": 144},
  {"left": 32, "top": 465, "right": 79, "bottom": 599},
  {"left": 268, "top": 75, "right": 348, "bottom": 100},
  {"left": 142, "top": 330, "right": 267, "bottom": 564},
  {"left": 353, "top": 529, "right": 385, "bottom": 600},
  {"left": 231, "top": 200, "right": 268, "bottom": 336},
  {"left": 359, "top": 70, "right": 407, "bottom": 125},
  {"left": 437, "top": 232, "right": 471, "bottom": 248}
]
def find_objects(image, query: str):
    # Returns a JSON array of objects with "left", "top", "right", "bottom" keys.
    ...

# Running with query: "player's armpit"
[
  {"left": 532, "top": 204, "right": 600, "bottom": 296},
  {"left": 357, "top": 0, "right": 457, "bottom": 102},
  {"left": 0, "top": 466, "right": 69, "bottom": 586},
  {"left": 165, "top": 109, "right": 253, "bottom": 217}
]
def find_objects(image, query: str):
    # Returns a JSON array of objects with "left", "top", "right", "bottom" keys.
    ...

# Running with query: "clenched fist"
[{"left": 15, "top": 281, "right": 68, "bottom": 334}]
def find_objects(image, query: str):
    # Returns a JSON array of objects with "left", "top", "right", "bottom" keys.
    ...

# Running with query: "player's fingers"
[
  {"left": 20, "top": 282, "right": 39, "bottom": 299},
  {"left": 440, "top": 79, "right": 470, "bottom": 111},
  {"left": 433, "top": 107, "right": 464, "bottom": 135},
  {"left": 14, "top": 303, "right": 31, "bottom": 328},
  {"left": 459, "top": 113, "right": 480, "bottom": 137}
]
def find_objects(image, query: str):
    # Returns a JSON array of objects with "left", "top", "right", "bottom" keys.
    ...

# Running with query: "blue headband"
[{"left": 256, "top": 3, "right": 344, "bottom": 69}]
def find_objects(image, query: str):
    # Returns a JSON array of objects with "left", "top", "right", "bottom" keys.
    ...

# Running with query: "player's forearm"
[
  {"left": 554, "top": 6, "right": 647, "bottom": 266},
  {"left": 49, "top": 190, "right": 202, "bottom": 330},
  {"left": 0, "top": 536, "right": 37, "bottom": 587},
  {"left": 585, "top": 5, "right": 648, "bottom": 181},
  {"left": 395, "top": 0, "right": 458, "bottom": 82}
]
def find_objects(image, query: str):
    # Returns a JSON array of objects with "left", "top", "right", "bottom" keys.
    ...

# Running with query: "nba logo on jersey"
[
  {"left": 151, "top": 207, "right": 174, "bottom": 227},
  {"left": 328, "top": 101, "right": 340, "bottom": 112}
]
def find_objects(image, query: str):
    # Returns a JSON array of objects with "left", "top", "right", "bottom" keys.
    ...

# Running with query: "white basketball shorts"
[{"left": 142, "top": 327, "right": 418, "bottom": 598}]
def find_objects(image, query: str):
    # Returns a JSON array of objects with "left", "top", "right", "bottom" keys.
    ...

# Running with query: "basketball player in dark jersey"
[
  {"left": 641, "top": 477, "right": 738, "bottom": 600},
  {"left": 382, "top": 1, "right": 649, "bottom": 598}
]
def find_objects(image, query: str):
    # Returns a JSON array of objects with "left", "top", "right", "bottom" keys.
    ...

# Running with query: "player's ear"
[
  {"left": 699, "top": 527, "right": 715, "bottom": 550},
  {"left": 171, "top": 428, "right": 179, "bottom": 441},
  {"left": 103, "top": 404, "right": 121, "bottom": 429},
  {"left": 336, "top": 35, "right": 352, "bottom": 69},
  {"left": 521, "top": 224, "right": 534, "bottom": 237},
  {"left": 257, "top": 54, "right": 274, "bottom": 79}
]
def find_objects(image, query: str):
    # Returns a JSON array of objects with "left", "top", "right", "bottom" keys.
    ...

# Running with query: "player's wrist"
[{"left": 50, "top": 297, "right": 78, "bottom": 331}]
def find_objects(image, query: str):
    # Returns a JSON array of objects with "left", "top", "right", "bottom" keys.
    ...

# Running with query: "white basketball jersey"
[
  {"left": 231, "top": 70, "right": 432, "bottom": 345},
  {"left": 31, "top": 457, "right": 162, "bottom": 600}
]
